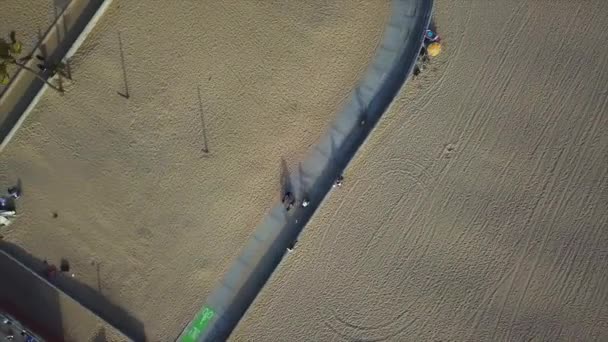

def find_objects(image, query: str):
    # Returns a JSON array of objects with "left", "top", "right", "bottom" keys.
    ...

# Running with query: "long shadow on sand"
[
  {"left": 0, "top": 241, "right": 146, "bottom": 341},
  {"left": 0, "top": 251, "right": 64, "bottom": 341},
  {"left": 279, "top": 158, "right": 293, "bottom": 197}
]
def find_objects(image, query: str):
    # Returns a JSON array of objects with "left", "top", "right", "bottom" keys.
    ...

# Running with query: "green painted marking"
[{"left": 180, "top": 306, "right": 216, "bottom": 342}]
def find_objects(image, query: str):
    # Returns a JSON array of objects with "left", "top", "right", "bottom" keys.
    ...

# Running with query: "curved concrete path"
[{"left": 177, "top": 0, "right": 434, "bottom": 341}]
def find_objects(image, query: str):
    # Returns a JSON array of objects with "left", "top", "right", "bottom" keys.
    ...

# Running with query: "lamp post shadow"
[
  {"left": 197, "top": 86, "right": 210, "bottom": 154},
  {"left": 117, "top": 32, "right": 130, "bottom": 99}
]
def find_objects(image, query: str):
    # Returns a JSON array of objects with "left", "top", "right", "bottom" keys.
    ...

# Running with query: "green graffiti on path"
[{"left": 180, "top": 306, "right": 216, "bottom": 342}]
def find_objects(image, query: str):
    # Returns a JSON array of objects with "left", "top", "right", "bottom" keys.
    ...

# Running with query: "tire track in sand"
[
  {"left": 384, "top": 3, "right": 532, "bottom": 276},
  {"left": 315, "top": 158, "right": 432, "bottom": 341}
]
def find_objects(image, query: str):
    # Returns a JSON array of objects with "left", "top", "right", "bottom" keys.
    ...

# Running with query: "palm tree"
[{"left": 0, "top": 31, "right": 63, "bottom": 92}]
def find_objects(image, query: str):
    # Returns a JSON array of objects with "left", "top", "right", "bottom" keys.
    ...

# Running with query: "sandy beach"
[
  {"left": 0, "top": 0, "right": 390, "bottom": 340},
  {"left": 232, "top": 0, "right": 608, "bottom": 341}
]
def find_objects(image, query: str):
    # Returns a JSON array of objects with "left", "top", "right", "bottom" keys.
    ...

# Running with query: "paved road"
[{"left": 177, "top": 0, "right": 434, "bottom": 341}]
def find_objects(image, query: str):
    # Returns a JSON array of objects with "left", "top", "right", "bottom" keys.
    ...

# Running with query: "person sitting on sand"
[
  {"left": 0, "top": 186, "right": 20, "bottom": 209},
  {"left": 424, "top": 29, "right": 441, "bottom": 44},
  {"left": 0, "top": 186, "right": 21, "bottom": 227},
  {"left": 423, "top": 28, "right": 442, "bottom": 57}
]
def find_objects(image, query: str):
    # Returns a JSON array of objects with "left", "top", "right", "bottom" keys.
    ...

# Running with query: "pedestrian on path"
[
  {"left": 283, "top": 191, "right": 295, "bottom": 211},
  {"left": 42, "top": 260, "right": 59, "bottom": 280},
  {"left": 333, "top": 175, "right": 344, "bottom": 188}
]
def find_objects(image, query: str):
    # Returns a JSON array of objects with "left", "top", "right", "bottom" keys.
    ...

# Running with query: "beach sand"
[
  {"left": 0, "top": 0, "right": 390, "bottom": 340},
  {"left": 232, "top": 0, "right": 608, "bottom": 341}
]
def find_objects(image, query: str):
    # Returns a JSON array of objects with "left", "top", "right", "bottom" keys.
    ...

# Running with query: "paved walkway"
[
  {"left": 177, "top": 0, "right": 434, "bottom": 341},
  {"left": 0, "top": 0, "right": 114, "bottom": 152}
]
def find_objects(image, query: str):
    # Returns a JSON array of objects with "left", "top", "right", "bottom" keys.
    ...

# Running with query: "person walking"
[
  {"left": 333, "top": 175, "right": 344, "bottom": 188},
  {"left": 301, "top": 198, "right": 310, "bottom": 207},
  {"left": 283, "top": 191, "right": 295, "bottom": 211}
]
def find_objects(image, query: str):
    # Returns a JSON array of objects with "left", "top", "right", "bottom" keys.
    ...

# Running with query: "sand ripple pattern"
[
  {"left": 316, "top": 159, "right": 433, "bottom": 341},
  {"left": 233, "top": 0, "right": 608, "bottom": 341}
]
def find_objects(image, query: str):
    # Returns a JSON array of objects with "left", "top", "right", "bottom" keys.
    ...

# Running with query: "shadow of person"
[
  {"left": 0, "top": 179, "right": 23, "bottom": 212},
  {"left": 429, "top": 17, "right": 438, "bottom": 33},
  {"left": 280, "top": 158, "right": 293, "bottom": 197}
]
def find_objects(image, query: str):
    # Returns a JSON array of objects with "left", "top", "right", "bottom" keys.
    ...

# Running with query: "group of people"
[
  {"left": 282, "top": 175, "right": 343, "bottom": 252},
  {"left": 22, "top": 54, "right": 67, "bottom": 78},
  {"left": 0, "top": 185, "right": 21, "bottom": 227},
  {"left": 414, "top": 28, "right": 442, "bottom": 76},
  {"left": 1, "top": 30, "right": 67, "bottom": 85},
  {"left": 282, "top": 27, "right": 442, "bottom": 251},
  {"left": 281, "top": 175, "right": 343, "bottom": 212},
  {"left": 282, "top": 191, "right": 310, "bottom": 212}
]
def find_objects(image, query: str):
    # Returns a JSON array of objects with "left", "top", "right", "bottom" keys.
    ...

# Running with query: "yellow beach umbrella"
[{"left": 427, "top": 42, "right": 442, "bottom": 57}]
